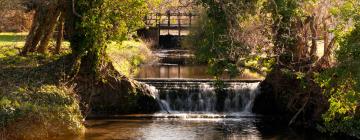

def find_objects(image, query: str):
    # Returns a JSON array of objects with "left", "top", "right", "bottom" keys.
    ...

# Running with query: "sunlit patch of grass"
[
  {"left": 0, "top": 32, "right": 27, "bottom": 58},
  {"left": 107, "top": 40, "right": 153, "bottom": 77},
  {"left": 0, "top": 32, "right": 27, "bottom": 46},
  {"left": 0, "top": 32, "right": 71, "bottom": 58}
]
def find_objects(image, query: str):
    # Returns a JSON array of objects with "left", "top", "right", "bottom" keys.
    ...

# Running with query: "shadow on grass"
[
  {"left": 0, "top": 54, "right": 75, "bottom": 91},
  {"left": 0, "top": 34, "right": 27, "bottom": 42}
]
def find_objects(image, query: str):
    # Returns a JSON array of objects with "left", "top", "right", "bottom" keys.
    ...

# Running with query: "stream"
[{"left": 64, "top": 49, "right": 339, "bottom": 140}]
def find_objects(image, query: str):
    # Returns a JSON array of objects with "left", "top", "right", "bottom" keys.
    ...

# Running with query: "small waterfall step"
[
  {"left": 137, "top": 79, "right": 262, "bottom": 89},
  {"left": 141, "top": 79, "right": 261, "bottom": 114}
]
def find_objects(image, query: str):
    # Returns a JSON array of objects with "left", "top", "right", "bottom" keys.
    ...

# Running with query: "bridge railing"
[{"left": 145, "top": 12, "right": 198, "bottom": 30}]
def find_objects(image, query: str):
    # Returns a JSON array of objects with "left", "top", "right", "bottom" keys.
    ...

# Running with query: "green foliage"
[
  {"left": 316, "top": 68, "right": 360, "bottom": 138},
  {"left": 188, "top": 0, "right": 263, "bottom": 78},
  {"left": 77, "top": 0, "right": 148, "bottom": 43},
  {"left": 268, "top": 0, "right": 299, "bottom": 54},
  {"left": 71, "top": 0, "right": 149, "bottom": 78},
  {"left": 315, "top": 9, "right": 360, "bottom": 137},
  {"left": 188, "top": 0, "right": 360, "bottom": 138}
]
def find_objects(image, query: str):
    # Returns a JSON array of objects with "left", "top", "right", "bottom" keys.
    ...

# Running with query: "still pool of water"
[{"left": 62, "top": 115, "right": 339, "bottom": 140}]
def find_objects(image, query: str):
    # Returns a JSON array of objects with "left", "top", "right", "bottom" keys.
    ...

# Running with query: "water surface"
[{"left": 62, "top": 115, "right": 339, "bottom": 140}]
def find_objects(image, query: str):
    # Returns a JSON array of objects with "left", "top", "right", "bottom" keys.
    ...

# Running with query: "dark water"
[{"left": 62, "top": 116, "right": 339, "bottom": 140}]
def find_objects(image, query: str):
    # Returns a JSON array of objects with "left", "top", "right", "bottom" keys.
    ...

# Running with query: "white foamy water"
[{"left": 144, "top": 81, "right": 260, "bottom": 116}]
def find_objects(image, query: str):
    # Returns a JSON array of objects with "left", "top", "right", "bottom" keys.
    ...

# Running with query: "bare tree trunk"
[
  {"left": 309, "top": 16, "right": 317, "bottom": 58},
  {"left": 323, "top": 22, "right": 329, "bottom": 51},
  {"left": 21, "top": 10, "right": 40, "bottom": 56},
  {"left": 37, "top": 10, "right": 61, "bottom": 54},
  {"left": 296, "top": 21, "right": 306, "bottom": 62},
  {"left": 22, "top": 8, "right": 50, "bottom": 54},
  {"left": 55, "top": 13, "right": 65, "bottom": 54}
]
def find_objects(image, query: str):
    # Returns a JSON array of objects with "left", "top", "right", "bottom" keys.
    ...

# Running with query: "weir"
[
  {"left": 146, "top": 81, "right": 260, "bottom": 113},
  {"left": 137, "top": 49, "right": 263, "bottom": 115}
]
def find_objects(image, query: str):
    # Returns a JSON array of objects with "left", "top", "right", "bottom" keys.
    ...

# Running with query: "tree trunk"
[
  {"left": 309, "top": 16, "right": 317, "bottom": 58},
  {"left": 21, "top": 1, "right": 63, "bottom": 55},
  {"left": 21, "top": 10, "right": 41, "bottom": 55},
  {"left": 37, "top": 10, "right": 61, "bottom": 54},
  {"left": 64, "top": 0, "right": 105, "bottom": 79},
  {"left": 55, "top": 13, "right": 65, "bottom": 54},
  {"left": 61, "top": 0, "right": 160, "bottom": 115}
]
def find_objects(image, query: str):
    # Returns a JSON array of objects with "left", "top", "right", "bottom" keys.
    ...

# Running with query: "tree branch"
[
  {"left": 72, "top": 0, "right": 82, "bottom": 18},
  {"left": 289, "top": 94, "right": 309, "bottom": 126}
]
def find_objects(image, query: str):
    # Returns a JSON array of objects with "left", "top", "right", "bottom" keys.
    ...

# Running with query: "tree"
[
  {"left": 188, "top": 0, "right": 265, "bottom": 78},
  {"left": 20, "top": 0, "right": 64, "bottom": 55},
  {"left": 19, "top": 0, "right": 161, "bottom": 115}
]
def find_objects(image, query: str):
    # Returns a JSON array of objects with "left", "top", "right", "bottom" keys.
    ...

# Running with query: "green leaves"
[
  {"left": 188, "top": 0, "right": 263, "bottom": 78},
  {"left": 71, "top": 0, "right": 149, "bottom": 78},
  {"left": 315, "top": 11, "right": 360, "bottom": 136},
  {"left": 78, "top": 0, "right": 148, "bottom": 44}
]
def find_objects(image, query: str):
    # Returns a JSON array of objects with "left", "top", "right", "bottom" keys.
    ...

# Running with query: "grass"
[
  {"left": 107, "top": 40, "right": 153, "bottom": 77},
  {"left": 0, "top": 33, "right": 85, "bottom": 139},
  {"left": 0, "top": 32, "right": 71, "bottom": 58},
  {"left": 0, "top": 32, "right": 26, "bottom": 58}
]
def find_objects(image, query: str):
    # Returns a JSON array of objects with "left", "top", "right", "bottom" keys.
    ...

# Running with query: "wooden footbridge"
[
  {"left": 145, "top": 12, "right": 197, "bottom": 35},
  {"left": 138, "top": 11, "right": 198, "bottom": 48}
]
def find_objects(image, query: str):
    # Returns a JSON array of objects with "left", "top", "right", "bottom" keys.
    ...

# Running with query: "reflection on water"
[
  {"left": 134, "top": 50, "right": 263, "bottom": 79},
  {"left": 136, "top": 65, "right": 263, "bottom": 79},
  {"left": 61, "top": 116, "right": 338, "bottom": 140}
]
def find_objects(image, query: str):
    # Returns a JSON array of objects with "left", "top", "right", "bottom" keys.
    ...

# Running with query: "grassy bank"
[
  {"left": 0, "top": 33, "right": 84, "bottom": 139},
  {"left": 107, "top": 40, "right": 153, "bottom": 77},
  {"left": 0, "top": 33, "right": 154, "bottom": 139}
]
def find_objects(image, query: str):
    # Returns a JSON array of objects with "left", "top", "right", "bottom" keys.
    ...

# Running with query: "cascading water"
[
  {"left": 143, "top": 80, "right": 260, "bottom": 115},
  {"left": 137, "top": 49, "right": 262, "bottom": 117}
]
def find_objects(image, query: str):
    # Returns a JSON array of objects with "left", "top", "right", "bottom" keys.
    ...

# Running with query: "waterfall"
[{"left": 144, "top": 81, "right": 260, "bottom": 114}]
